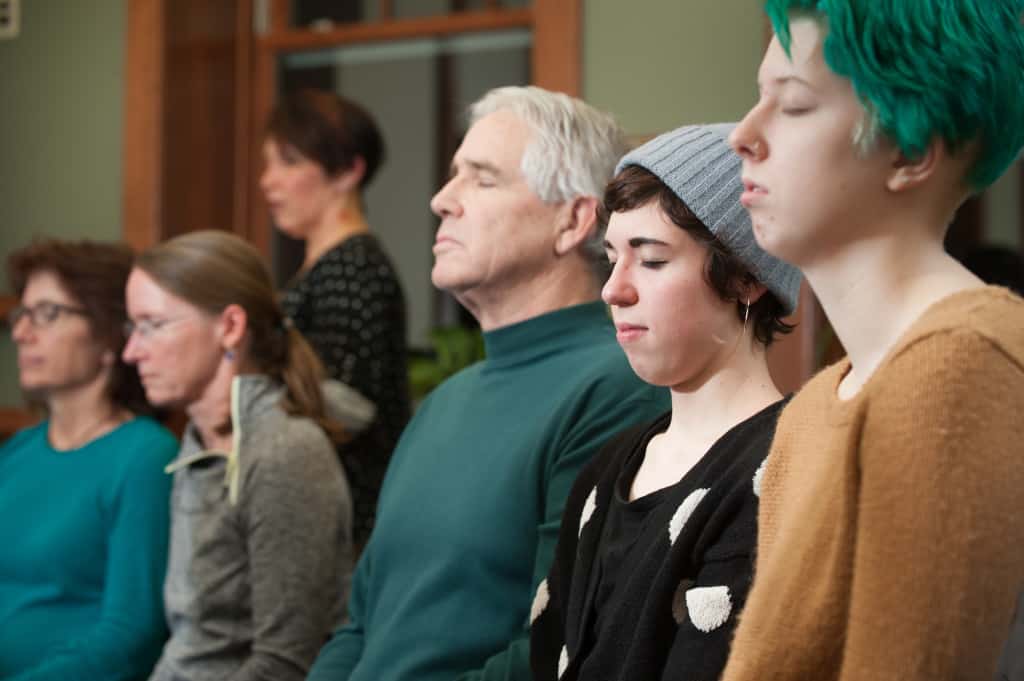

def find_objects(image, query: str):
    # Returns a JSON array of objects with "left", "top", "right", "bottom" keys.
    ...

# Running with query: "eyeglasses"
[
  {"left": 123, "top": 316, "right": 189, "bottom": 341},
  {"left": 7, "top": 301, "right": 89, "bottom": 328}
]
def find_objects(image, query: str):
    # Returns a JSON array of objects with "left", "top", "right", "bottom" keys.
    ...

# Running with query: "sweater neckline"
[
  {"left": 482, "top": 301, "right": 610, "bottom": 366},
  {"left": 39, "top": 417, "right": 139, "bottom": 455},
  {"left": 825, "top": 285, "right": 1013, "bottom": 407}
]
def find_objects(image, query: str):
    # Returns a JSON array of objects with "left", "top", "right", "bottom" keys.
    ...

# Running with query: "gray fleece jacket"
[{"left": 147, "top": 375, "right": 372, "bottom": 681}]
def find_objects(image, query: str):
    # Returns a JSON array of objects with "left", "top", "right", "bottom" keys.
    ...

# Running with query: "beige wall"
[
  {"left": 0, "top": 0, "right": 125, "bottom": 406},
  {"left": 583, "top": 0, "right": 766, "bottom": 135},
  {"left": 0, "top": 1, "right": 1019, "bottom": 407}
]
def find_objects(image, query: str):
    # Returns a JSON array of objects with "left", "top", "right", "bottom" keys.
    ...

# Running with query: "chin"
[
  {"left": 18, "top": 383, "right": 48, "bottom": 401},
  {"left": 623, "top": 359, "right": 667, "bottom": 388},
  {"left": 752, "top": 222, "right": 794, "bottom": 262},
  {"left": 273, "top": 220, "right": 310, "bottom": 241},
  {"left": 430, "top": 265, "right": 468, "bottom": 293},
  {"left": 141, "top": 387, "right": 179, "bottom": 410}
]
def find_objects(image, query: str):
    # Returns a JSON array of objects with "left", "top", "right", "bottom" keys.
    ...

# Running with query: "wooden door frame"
[{"left": 240, "top": 0, "right": 581, "bottom": 257}]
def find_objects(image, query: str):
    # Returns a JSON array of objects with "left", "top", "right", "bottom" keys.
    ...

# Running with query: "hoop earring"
[
  {"left": 225, "top": 348, "right": 236, "bottom": 361},
  {"left": 742, "top": 298, "right": 750, "bottom": 335}
]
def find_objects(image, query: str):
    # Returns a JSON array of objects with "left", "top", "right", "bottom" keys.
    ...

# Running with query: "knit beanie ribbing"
[{"left": 615, "top": 123, "right": 802, "bottom": 314}]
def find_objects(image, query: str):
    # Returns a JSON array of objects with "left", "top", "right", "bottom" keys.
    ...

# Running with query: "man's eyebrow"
[{"left": 467, "top": 160, "right": 503, "bottom": 176}]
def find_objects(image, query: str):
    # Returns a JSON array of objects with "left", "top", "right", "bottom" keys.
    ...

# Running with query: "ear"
[
  {"left": 886, "top": 138, "right": 942, "bottom": 193},
  {"left": 553, "top": 196, "right": 600, "bottom": 257},
  {"left": 331, "top": 156, "right": 367, "bottom": 195},
  {"left": 216, "top": 303, "right": 249, "bottom": 355}
]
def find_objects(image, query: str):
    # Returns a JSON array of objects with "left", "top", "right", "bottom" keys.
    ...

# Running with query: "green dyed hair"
[{"left": 765, "top": 0, "right": 1024, "bottom": 189}]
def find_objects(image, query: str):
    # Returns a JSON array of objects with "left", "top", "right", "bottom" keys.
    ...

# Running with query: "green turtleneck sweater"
[{"left": 308, "top": 301, "right": 669, "bottom": 681}]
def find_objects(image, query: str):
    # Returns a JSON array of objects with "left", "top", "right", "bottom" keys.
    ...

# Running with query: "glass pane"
[
  {"left": 281, "top": 0, "right": 531, "bottom": 28},
  {"left": 273, "top": 29, "right": 531, "bottom": 348},
  {"left": 392, "top": 0, "right": 460, "bottom": 20}
]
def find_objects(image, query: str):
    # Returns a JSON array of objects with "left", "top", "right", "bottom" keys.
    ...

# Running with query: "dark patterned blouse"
[{"left": 282, "top": 233, "right": 411, "bottom": 546}]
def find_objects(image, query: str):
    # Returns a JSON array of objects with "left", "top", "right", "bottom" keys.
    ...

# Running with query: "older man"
[{"left": 307, "top": 87, "right": 668, "bottom": 681}]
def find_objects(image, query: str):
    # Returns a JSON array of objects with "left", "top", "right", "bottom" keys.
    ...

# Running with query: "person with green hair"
[{"left": 721, "top": 2, "right": 1024, "bottom": 679}]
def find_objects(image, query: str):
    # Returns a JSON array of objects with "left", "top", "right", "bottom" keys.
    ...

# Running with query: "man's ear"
[
  {"left": 554, "top": 196, "right": 600, "bottom": 256},
  {"left": 332, "top": 156, "right": 367, "bottom": 195},
  {"left": 886, "top": 138, "right": 942, "bottom": 193},
  {"left": 217, "top": 303, "right": 248, "bottom": 355}
]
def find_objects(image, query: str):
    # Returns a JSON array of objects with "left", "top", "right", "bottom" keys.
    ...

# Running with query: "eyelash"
[
  {"left": 641, "top": 260, "right": 667, "bottom": 269},
  {"left": 782, "top": 107, "right": 812, "bottom": 116}
]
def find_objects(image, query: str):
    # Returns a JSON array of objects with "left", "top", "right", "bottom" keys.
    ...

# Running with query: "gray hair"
[{"left": 469, "top": 86, "right": 629, "bottom": 273}]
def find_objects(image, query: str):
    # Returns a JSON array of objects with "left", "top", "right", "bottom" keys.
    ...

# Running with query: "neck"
[
  {"left": 661, "top": 341, "right": 781, "bottom": 458},
  {"left": 47, "top": 372, "right": 128, "bottom": 450},
  {"left": 186, "top": 361, "right": 238, "bottom": 452},
  {"left": 802, "top": 222, "right": 983, "bottom": 397},
  {"left": 303, "top": 195, "right": 369, "bottom": 270},
  {"left": 460, "top": 260, "right": 601, "bottom": 332}
]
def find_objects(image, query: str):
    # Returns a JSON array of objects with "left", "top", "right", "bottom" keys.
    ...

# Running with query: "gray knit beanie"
[{"left": 615, "top": 123, "right": 802, "bottom": 314}]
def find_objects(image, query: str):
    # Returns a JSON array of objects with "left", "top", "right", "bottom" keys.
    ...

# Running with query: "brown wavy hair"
[
  {"left": 7, "top": 238, "right": 154, "bottom": 415},
  {"left": 133, "top": 230, "right": 345, "bottom": 442}
]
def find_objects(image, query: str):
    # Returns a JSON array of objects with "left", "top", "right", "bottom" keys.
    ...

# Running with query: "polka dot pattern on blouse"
[{"left": 282, "top": 234, "right": 411, "bottom": 546}]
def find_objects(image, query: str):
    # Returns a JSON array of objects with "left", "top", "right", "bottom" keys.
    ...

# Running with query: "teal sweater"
[
  {"left": 0, "top": 417, "right": 177, "bottom": 681},
  {"left": 308, "top": 302, "right": 669, "bottom": 681}
]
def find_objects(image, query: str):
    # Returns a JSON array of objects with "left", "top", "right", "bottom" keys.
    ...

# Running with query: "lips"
[
  {"left": 740, "top": 178, "right": 768, "bottom": 207},
  {"left": 614, "top": 323, "right": 647, "bottom": 343},
  {"left": 433, "top": 233, "right": 461, "bottom": 253}
]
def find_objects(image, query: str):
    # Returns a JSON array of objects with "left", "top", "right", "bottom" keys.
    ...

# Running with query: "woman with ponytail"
[{"left": 123, "top": 230, "right": 374, "bottom": 681}]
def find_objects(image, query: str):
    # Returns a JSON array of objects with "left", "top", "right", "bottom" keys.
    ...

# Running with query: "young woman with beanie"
[{"left": 530, "top": 123, "right": 802, "bottom": 681}]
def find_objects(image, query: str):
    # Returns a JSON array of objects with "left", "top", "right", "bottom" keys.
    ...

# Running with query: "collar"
[{"left": 482, "top": 301, "right": 612, "bottom": 369}]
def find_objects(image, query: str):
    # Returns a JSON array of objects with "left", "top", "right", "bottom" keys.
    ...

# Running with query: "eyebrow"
[
  {"left": 604, "top": 237, "right": 671, "bottom": 251},
  {"left": 449, "top": 159, "right": 504, "bottom": 180},
  {"left": 760, "top": 74, "right": 817, "bottom": 92}
]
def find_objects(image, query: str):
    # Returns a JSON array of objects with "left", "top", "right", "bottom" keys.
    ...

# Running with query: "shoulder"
[
  {"left": 874, "top": 316, "right": 1024, "bottom": 407},
  {"left": 117, "top": 416, "right": 178, "bottom": 449},
  {"left": 98, "top": 418, "right": 178, "bottom": 498},
  {"left": 241, "top": 406, "right": 339, "bottom": 479},
  {"left": 885, "top": 286, "right": 1024, "bottom": 372},
  {"left": 102, "top": 416, "right": 179, "bottom": 471},
  {"left": 707, "top": 401, "right": 789, "bottom": 507},
  {"left": 343, "top": 235, "right": 400, "bottom": 275},
  {"left": 0, "top": 420, "right": 47, "bottom": 454},
  {"left": 588, "top": 413, "right": 669, "bottom": 478}
]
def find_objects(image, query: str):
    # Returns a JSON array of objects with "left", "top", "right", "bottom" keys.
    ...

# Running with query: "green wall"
[{"left": 0, "top": 0, "right": 125, "bottom": 406}]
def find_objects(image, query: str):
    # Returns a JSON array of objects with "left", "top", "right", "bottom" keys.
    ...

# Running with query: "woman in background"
[
  {"left": 261, "top": 89, "right": 410, "bottom": 547},
  {"left": 124, "top": 230, "right": 372, "bottom": 681},
  {"left": 0, "top": 239, "right": 177, "bottom": 680}
]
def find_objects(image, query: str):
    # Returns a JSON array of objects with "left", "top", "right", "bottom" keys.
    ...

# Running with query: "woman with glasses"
[
  {"left": 123, "top": 230, "right": 373, "bottom": 681},
  {"left": 0, "top": 239, "right": 178, "bottom": 680}
]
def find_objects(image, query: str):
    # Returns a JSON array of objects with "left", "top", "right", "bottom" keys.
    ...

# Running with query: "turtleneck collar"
[{"left": 482, "top": 301, "right": 612, "bottom": 369}]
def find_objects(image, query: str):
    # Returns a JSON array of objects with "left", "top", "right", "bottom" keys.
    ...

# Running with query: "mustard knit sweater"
[{"left": 722, "top": 286, "right": 1024, "bottom": 681}]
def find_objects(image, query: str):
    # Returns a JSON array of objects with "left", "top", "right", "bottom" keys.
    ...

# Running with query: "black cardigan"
[{"left": 530, "top": 400, "right": 786, "bottom": 681}]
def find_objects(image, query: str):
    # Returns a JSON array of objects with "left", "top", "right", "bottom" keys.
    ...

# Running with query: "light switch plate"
[{"left": 0, "top": 0, "right": 20, "bottom": 40}]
